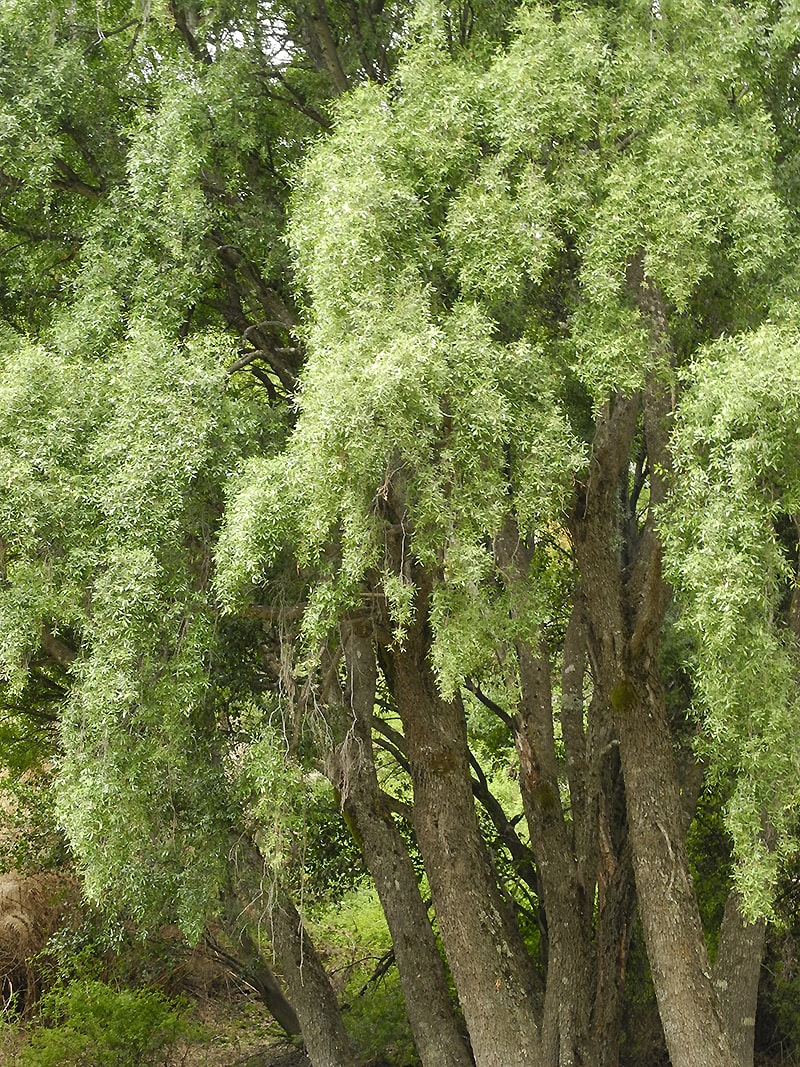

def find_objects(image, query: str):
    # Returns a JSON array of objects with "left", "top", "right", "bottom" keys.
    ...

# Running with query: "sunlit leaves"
[
  {"left": 3, "top": 0, "right": 800, "bottom": 943},
  {"left": 490, "top": 4, "right": 605, "bottom": 155},
  {"left": 664, "top": 323, "right": 800, "bottom": 913},
  {"left": 583, "top": 116, "right": 785, "bottom": 313},
  {"left": 290, "top": 84, "right": 432, "bottom": 330},
  {"left": 445, "top": 159, "right": 557, "bottom": 303},
  {"left": 221, "top": 0, "right": 794, "bottom": 720},
  {"left": 0, "top": 319, "right": 270, "bottom": 928}
]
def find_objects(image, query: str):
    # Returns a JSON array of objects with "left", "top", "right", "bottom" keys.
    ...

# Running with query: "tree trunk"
[
  {"left": 325, "top": 629, "right": 475, "bottom": 1067},
  {"left": 612, "top": 671, "right": 737, "bottom": 1067},
  {"left": 514, "top": 641, "right": 594, "bottom": 1067},
  {"left": 714, "top": 891, "right": 766, "bottom": 1066},
  {"left": 270, "top": 887, "right": 359, "bottom": 1067},
  {"left": 569, "top": 380, "right": 738, "bottom": 1067},
  {"left": 218, "top": 892, "right": 302, "bottom": 1036},
  {"left": 389, "top": 591, "right": 541, "bottom": 1067},
  {"left": 591, "top": 747, "right": 636, "bottom": 1067}
]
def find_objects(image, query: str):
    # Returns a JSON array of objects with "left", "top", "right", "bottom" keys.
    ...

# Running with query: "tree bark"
[
  {"left": 514, "top": 640, "right": 594, "bottom": 1067},
  {"left": 494, "top": 523, "right": 639, "bottom": 1067},
  {"left": 325, "top": 628, "right": 475, "bottom": 1067},
  {"left": 714, "top": 891, "right": 766, "bottom": 1066},
  {"left": 218, "top": 893, "right": 301, "bottom": 1036},
  {"left": 270, "top": 887, "right": 359, "bottom": 1067},
  {"left": 308, "top": 0, "right": 350, "bottom": 93},
  {"left": 612, "top": 670, "right": 737, "bottom": 1067},
  {"left": 389, "top": 585, "right": 541, "bottom": 1067},
  {"left": 591, "top": 744, "right": 636, "bottom": 1067},
  {"left": 570, "top": 379, "right": 739, "bottom": 1067}
]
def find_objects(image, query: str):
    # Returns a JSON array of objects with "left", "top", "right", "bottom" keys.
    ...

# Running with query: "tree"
[
  {"left": 0, "top": 0, "right": 399, "bottom": 1060},
  {"left": 2, "top": 2, "right": 800, "bottom": 1067},
  {"left": 218, "top": 2, "right": 800, "bottom": 1065}
]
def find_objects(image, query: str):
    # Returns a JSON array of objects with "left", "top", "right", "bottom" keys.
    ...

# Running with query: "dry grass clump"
[{"left": 0, "top": 870, "right": 78, "bottom": 1014}]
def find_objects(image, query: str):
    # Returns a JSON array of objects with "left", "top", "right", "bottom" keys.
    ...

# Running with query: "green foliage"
[
  {"left": 0, "top": 318, "right": 277, "bottom": 934},
  {"left": 214, "top": 0, "right": 800, "bottom": 932},
  {"left": 3, "top": 2, "right": 800, "bottom": 1055},
  {"left": 345, "top": 971, "right": 420, "bottom": 1067},
  {"left": 301, "top": 789, "right": 370, "bottom": 903},
  {"left": 221, "top": 0, "right": 788, "bottom": 661},
  {"left": 0, "top": 0, "right": 311, "bottom": 934},
  {"left": 267, "top": 0, "right": 800, "bottom": 926},
  {"left": 225, "top": 699, "right": 369, "bottom": 902},
  {"left": 686, "top": 788, "right": 733, "bottom": 958},
  {"left": 663, "top": 321, "right": 800, "bottom": 914},
  {"left": 19, "top": 980, "right": 198, "bottom": 1067}
]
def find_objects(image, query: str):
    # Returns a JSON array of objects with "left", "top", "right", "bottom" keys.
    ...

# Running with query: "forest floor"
[
  {"left": 173, "top": 989, "right": 311, "bottom": 1067},
  {"left": 0, "top": 988, "right": 314, "bottom": 1067}
]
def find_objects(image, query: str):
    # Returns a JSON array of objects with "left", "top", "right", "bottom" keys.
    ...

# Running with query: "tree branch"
[
  {"left": 52, "top": 158, "right": 102, "bottom": 201},
  {"left": 169, "top": 1, "right": 212, "bottom": 64},
  {"left": 464, "top": 677, "right": 514, "bottom": 730},
  {"left": 309, "top": 0, "right": 349, "bottom": 93},
  {"left": 467, "top": 746, "right": 539, "bottom": 895},
  {"left": 40, "top": 626, "right": 77, "bottom": 667},
  {"left": 268, "top": 68, "right": 333, "bottom": 128}
]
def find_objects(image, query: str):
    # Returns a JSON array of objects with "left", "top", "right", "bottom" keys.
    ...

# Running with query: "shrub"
[{"left": 19, "top": 978, "right": 199, "bottom": 1067}]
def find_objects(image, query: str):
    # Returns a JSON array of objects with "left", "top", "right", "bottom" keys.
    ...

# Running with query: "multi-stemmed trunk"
[
  {"left": 284, "top": 356, "right": 765, "bottom": 1066},
  {"left": 495, "top": 524, "right": 636, "bottom": 1067},
  {"left": 324, "top": 628, "right": 475, "bottom": 1067},
  {"left": 570, "top": 368, "right": 764, "bottom": 1067},
  {"left": 389, "top": 583, "right": 542, "bottom": 1067}
]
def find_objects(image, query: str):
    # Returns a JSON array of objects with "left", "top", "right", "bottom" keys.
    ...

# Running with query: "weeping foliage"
[
  {"left": 220, "top": 0, "right": 792, "bottom": 753},
  {"left": 1, "top": 0, "right": 800, "bottom": 956},
  {"left": 0, "top": 321, "right": 272, "bottom": 934},
  {"left": 0, "top": 0, "right": 315, "bottom": 932},
  {"left": 663, "top": 323, "right": 800, "bottom": 914}
]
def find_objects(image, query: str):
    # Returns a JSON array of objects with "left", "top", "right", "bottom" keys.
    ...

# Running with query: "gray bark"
[
  {"left": 271, "top": 887, "right": 359, "bottom": 1067},
  {"left": 325, "top": 628, "right": 475, "bottom": 1067},
  {"left": 570, "top": 376, "right": 739, "bottom": 1067},
  {"left": 612, "top": 672, "right": 737, "bottom": 1067},
  {"left": 390, "top": 585, "right": 541, "bottom": 1067},
  {"left": 714, "top": 891, "right": 766, "bottom": 1067}
]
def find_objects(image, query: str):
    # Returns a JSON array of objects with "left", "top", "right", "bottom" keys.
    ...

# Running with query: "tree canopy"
[{"left": 1, "top": 2, "right": 800, "bottom": 1066}]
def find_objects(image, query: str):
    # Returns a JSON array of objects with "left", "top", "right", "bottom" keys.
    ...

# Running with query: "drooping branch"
[
  {"left": 0, "top": 210, "right": 57, "bottom": 243},
  {"left": 52, "top": 158, "right": 102, "bottom": 201},
  {"left": 370, "top": 716, "right": 411, "bottom": 775},
  {"left": 467, "top": 747, "right": 540, "bottom": 896},
  {"left": 82, "top": 18, "right": 142, "bottom": 55},
  {"left": 266, "top": 67, "right": 333, "bottom": 128},
  {"left": 203, "top": 244, "right": 301, "bottom": 393},
  {"left": 204, "top": 918, "right": 301, "bottom": 1036}
]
